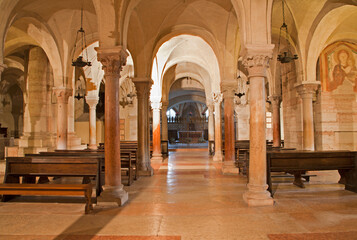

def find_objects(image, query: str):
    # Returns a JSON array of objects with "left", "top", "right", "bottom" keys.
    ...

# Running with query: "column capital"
[
  {"left": 134, "top": 80, "right": 152, "bottom": 97},
  {"left": 296, "top": 82, "right": 320, "bottom": 99},
  {"left": 268, "top": 95, "right": 282, "bottom": 105},
  {"left": 151, "top": 101, "right": 162, "bottom": 110},
  {"left": 212, "top": 92, "right": 223, "bottom": 104},
  {"left": 95, "top": 46, "right": 128, "bottom": 76},
  {"left": 53, "top": 87, "right": 72, "bottom": 104},
  {"left": 242, "top": 44, "right": 274, "bottom": 78},
  {"left": 161, "top": 101, "right": 169, "bottom": 109},
  {"left": 85, "top": 95, "right": 99, "bottom": 108},
  {"left": 221, "top": 81, "right": 236, "bottom": 99}
]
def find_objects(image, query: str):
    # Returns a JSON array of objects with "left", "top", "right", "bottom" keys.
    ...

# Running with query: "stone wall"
[{"left": 281, "top": 62, "right": 303, "bottom": 150}]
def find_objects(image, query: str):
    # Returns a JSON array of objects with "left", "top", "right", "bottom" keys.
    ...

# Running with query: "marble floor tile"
[{"left": 1, "top": 150, "right": 357, "bottom": 240}]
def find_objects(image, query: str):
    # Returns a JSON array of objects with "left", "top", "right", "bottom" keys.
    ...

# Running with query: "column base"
[
  {"left": 97, "top": 185, "right": 128, "bottom": 207},
  {"left": 88, "top": 144, "right": 97, "bottom": 150},
  {"left": 213, "top": 151, "right": 223, "bottom": 162},
  {"left": 151, "top": 154, "right": 163, "bottom": 162},
  {"left": 222, "top": 164, "right": 239, "bottom": 175},
  {"left": 243, "top": 183, "right": 274, "bottom": 207},
  {"left": 139, "top": 169, "right": 154, "bottom": 176}
]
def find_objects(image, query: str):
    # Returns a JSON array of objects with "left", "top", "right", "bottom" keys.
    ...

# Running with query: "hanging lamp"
[
  {"left": 277, "top": 0, "right": 298, "bottom": 64},
  {"left": 72, "top": 8, "right": 91, "bottom": 67}
]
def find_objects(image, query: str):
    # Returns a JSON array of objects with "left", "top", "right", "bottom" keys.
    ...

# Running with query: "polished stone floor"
[{"left": 1, "top": 150, "right": 357, "bottom": 240}]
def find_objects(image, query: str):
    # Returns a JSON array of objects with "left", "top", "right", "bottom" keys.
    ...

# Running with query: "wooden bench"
[
  {"left": 267, "top": 150, "right": 357, "bottom": 196},
  {"left": 52, "top": 148, "right": 137, "bottom": 185},
  {"left": 3, "top": 156, "right": 102, "bottom": 200},
  {"left": 0, "top": 183, "right": 93, "bottom": 214}
]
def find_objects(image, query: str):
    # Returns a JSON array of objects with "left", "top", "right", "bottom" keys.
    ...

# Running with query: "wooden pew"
[
  {"left": 39, "top": 149, "right": 136, "bottom": 186},
  {"left": 1, "top": 156, "right": 100, "bottom": 213},
  {"left": 0, "top": 183, "right": 93, "bottom": 214},
  {"left": 266, "top": 150, "right": 357, "bottom": 196}
]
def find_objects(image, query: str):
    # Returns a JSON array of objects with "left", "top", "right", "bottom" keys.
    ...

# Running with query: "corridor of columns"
[{"left": 1, "top": 149, "right": 357, "bottom": 239}]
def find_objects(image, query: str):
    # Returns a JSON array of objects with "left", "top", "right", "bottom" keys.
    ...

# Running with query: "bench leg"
[
  {"left": 23, "top": 176, "right": 36, "bottom": 184},
  {"left": 84, "top": 188, "right": 93, "bottom": 214},
  {"left": 38, "top": 176, "right": 50, "bottom": 184},
  {"left": 293, "top": 172, "right": 305, "bottom": 188},
  {"left": 338, "top": 169, "right": 347, "bottom": 184}
]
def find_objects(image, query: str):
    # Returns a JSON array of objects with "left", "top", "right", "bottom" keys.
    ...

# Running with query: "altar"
[{"left": 178, "top": 131, "right": 203, "bottom": 143}]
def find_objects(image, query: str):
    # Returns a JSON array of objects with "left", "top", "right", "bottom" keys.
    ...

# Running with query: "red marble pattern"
[
  {"left": 0, "top": 236, "right": 181, "bottom": 240},
  {"left": 268, "top": 232, "right": 357, "bottom": 240}
]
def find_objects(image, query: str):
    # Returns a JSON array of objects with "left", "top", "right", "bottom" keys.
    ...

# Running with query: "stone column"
[
  {"left": 207, "top": 102, "right": 215, "bottom": 155},
  {"left": 53, "top": 87, "right": 72, "bottom": 150},
  {"left": 161, "top": 101, "right": 168, "bottom": 155},
  {"left": 296, "top": 83, "right": 319, "bottom": 151},
  {"left": 222, "top": 82, "right": 238, "bottom": 174},
  {"left": 243, "top": 53, "right": 274, "bottom": 207},
  {"left": 212, "top": 92, "right": 223, "bottom": 161},
  {"left": 269, "top": 95, "right": 282, "bottom": 148},
  {"left": 151, "top": 100, "right": 163, "bottom": 161},
  {"left": 134, "top": 80, "right": 153, "bottom": 176},
  {"left": 85, "top": 95, "right": 99, "bottom": 150},
  {"left": 96, "top": 46, "right": 128, "bottom": 206}
]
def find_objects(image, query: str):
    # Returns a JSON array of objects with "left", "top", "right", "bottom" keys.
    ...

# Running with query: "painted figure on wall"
[
  {"left": 321, "top": 42, "right": 357, "bottom": 92},
  {"left": 330, "top": 49, "right": 357, "bottom": 91}
]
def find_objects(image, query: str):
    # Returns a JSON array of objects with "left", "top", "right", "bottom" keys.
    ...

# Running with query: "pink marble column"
[
  {"left": 243, "top": 54, "right": 274, "bottom": 206},
  {"left": 269, "top": 95, "right": 282, "bottom": 148},
  {"left": 134, "top": 80, "right": 153, "bottom": 175},
  {"left": 161, "top": 102, "right": 168, "bottom": 155},
  {"left": 53, "top": 87, "right": 72, "bottom": 150},
  {"left": 222, "top": 83, "right": 238, "bottom": 174},
  {"left": 96, "top": 46, "right": 128, "bottom": 206},
  {"left": 296, "top": 83, "right": 319, "bottom": 151},
  {"left": 85, "top": 95, "right": 99, "bottom": 150},
  {"left": 212, "top": 92, "right": 223, "bottom": 161},
  {"left": 151, "top": 101, "right": 163, "bottom": 161},
  {"left": 207, "top": 102, "right": 215, "bottom": 155}
]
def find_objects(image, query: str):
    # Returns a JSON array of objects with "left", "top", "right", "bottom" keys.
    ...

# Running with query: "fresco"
[{"left": 320, "top": 42, "right": 357, "bottom": 93}]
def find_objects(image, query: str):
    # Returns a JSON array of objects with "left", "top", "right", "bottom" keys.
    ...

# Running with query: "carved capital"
[
  {"left": 161, "top": 101, "right": 168, "bottom": 110},
  {"left": 268, "top": 95, "right": 282, "bottom": 106},
  {"left": 96, "top": 46, "right": 128, "bottom": 76},
  {"left": 133, "top": 78, "right": 153, "bottom": 99},
  {"left": 221, "top": 81, "right": 236, "bottom": 99},
  {"left": 85, "top": 95, "right": 99, "bottom": 108},
  {"left": 53, "top": 87, "right": 72, "bottom": 104},
  {"left": 243, "top": 55, "right": 271, "bottom": 77},
  {"left": 296, "top": 83, "right": 320, "bottom": 99},
  {"left": 212, "top": 92, "right": 223, "bottom": 104},
  {"left": 151, "top": 101, "right": 162, "bottom": 110}
]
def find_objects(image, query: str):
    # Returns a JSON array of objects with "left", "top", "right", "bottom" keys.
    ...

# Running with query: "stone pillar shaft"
[
  {"left": 297, "top": 83, "right": 319, "bottom": 151},
  {"left": 222, "top": 83, "right": 238, "bottom": 174},
  {"left": 270, "top": 95, "right": 281, "bottom": 148},
  {"left": 208, "top": 103, "right": 215, "bottom": 155},
  {"left": 208, "top": 104, "right": 215, "bottom": 141},
  {"left": 54, "top": 87, "right": 72, "bottom": 150},
  {"left": 212, "top": 93, "right": 223, "bottom": 161},
  {"left": 161, "top": 103, "right": 168, "bottom": 141},
  {"left": 243, "top": 52, "right": 274, "bottom": 207},
  {"left": 96, "top": 46, "right": 129, "bottom": 206},
  {"left": 86, "top": 95, "right": 99, "bottom": 150},
  {"left": 151, "top": 101, "right": 163, "bottom": 161},
  {"left": 134, "top": 80, "right": 153, "bottom": 175},
  {"left": 161, "top": 102, "right": 168, "bottom": 155}
]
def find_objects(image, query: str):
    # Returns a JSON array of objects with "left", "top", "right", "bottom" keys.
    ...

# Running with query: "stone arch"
[
  {"left": 5, "top": 13, "right": 63, "bottom": 87},
  {"left": 306, "top": 5, "right": 357, "bottom": 83}
]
